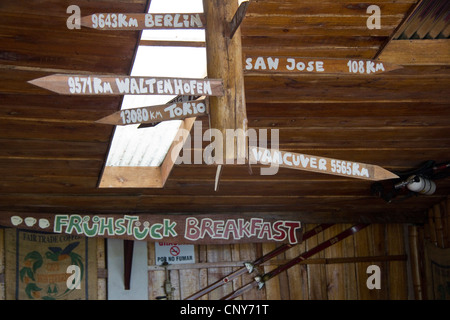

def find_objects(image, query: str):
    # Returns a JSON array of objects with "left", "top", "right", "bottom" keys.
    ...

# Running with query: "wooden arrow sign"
[
  {"left": 244, "top": 56, "right": 402, "bottom": 75},
  {"left": 80, "top": 13, "right": 205, "bottom": 30},
  {"left": 96, "top": 98, "right": 208, "bottom": 126},
  {"left": 28, "top": 74, "right": 224, "bottom": 96},
  {"left": 249, "top": 146, "right": 399, "bottom": 181}
]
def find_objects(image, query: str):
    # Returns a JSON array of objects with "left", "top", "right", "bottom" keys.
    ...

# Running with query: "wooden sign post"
[
  {"left": 28, "top": 74, "right": 223, "bottom": 96},
  {"left": 244, "top": 56, "right": 402, "bottom": 74},
  {"left": 96, "top": 98, "right": 208, "bottom": 126},
  {"left": 203, "top": 0, "right": 248, "bottom": 164},
  {"left": 80, "top": 13, "right": 206, "bottom": 30},
  {"left": 249, "top": 146, "right": 399, "bottom": 181}
]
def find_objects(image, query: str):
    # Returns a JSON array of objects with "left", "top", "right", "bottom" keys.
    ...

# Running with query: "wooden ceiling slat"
[
  {"left": 1, "top": 178, "right": 449, "bottom": 200},
  {"left": 0, "top": 139, "right": 107, "bottom": 160},
  {"left": 248, "top": 116, "right": 450, "bottom": 128},
  {"left": 378, "top": 39, "right": 450, "bottom": 65},
  {"left": 0, "top": 159, "right": 103, "bottom": 176},
  {"left": 0, "top": 0, "right": 447, "bottom": 223},
  {"left": 0, "top": 94, "right": 121, "bottom": 110},
  {"left": 247, "top": 1, "right": 413, "bottom": 16},
  {"left": 0, "top": 119, "right": 111, "bottom": 142},
  {"left": 0, "top": 192, "right": 439, "bottom": 213},
  {"left": 0, "top": 0, "right": 147, "bottom": 16},
  {"left": 242, "top": 46, "right": 378, "bottom": 59},
  {"left": 244, "top": 75, "right": 449, "bottom": 103},
  {"left": 246, "top": 102, "right": 450, "bottom": 117},
  {"left": 242, "top": 35, "right": 386, "bottom": 49}
]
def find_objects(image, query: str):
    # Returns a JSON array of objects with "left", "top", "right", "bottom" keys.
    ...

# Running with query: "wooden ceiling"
[{"left": 0, "top": 0, "right": 449, "bottom": 224}]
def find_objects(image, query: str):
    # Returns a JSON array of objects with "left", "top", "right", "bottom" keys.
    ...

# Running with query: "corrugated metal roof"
[
  {"left": 104, "top": 0, "right": 206, "bottom": 168},
  {"left": 394, "top": 0, "right": 450, "bottom": 39}
]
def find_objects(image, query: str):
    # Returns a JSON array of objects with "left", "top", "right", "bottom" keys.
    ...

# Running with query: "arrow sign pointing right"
[{"left": 249, "top": 146, "right": 399, "bottom": 181}]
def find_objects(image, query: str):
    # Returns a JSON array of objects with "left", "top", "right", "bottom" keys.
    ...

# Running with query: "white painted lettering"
[
  {"left": 145, "top": 14, "right": 154, "bottom": 27},
  {"left": 154, "top": 14, "right": 163, "bottom": 27},
  {"left": 245, "top": 57, "right": 253, "bottom": 70},
  {"left": 319, "top": 158, "right": 327, "bottom": 170},
  {"left": 254, "top": 57, "right": 266, "bottom": 70},
  {"left": 202, "top": 81, "right": 212, "bottom": 95},
  {"left": 286, "top": 58, "right": 295, "bottom": 71},
  {"left": 191, "top": 13, "right": 203, "bottom": 28},
  {"left": 115, "top": 78, "right": 130, "bottom": 93},
  {"left": 164, "top": 79, "right": 173, "bottom": 94},
  {"left": 145, "top": 78, "right": 156, "bottom": 93},
  {"left": 267, "top": 57, "right": 279, "bottom": 70},
  {"left": 174, "top": 14, "right": 183, "bottom": 27},
  {"left": 316, "top": 61, "right": 324, "bottom": 72},
  {"left": 164, "top": 14, "right": 173, "bottom": 27}
]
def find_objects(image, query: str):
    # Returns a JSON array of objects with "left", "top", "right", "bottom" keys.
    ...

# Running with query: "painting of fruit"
[{"left": 18, "top": 241, "right": 85, "bottom": 300}]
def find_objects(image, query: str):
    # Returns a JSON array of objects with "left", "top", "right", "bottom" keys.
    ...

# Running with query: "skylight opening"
[{"left": 103, "top": 0, "right": 206, "bottom": 172}]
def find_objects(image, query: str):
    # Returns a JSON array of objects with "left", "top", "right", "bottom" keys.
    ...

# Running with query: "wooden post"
[
  {"left": 124, "top": 240, "right": 134, "bottom": 290},
  {"left": 203, "top": 0, "right": 248, "bottom": 164},
  {"left": 445, "top": 197, "right": 450, "bottom": 248},
  {"left": 433, "top": 203, "right": 445, "bottom": 248},
  {"left": 408, "top": 225, "right": 423, "bottom": 300}
]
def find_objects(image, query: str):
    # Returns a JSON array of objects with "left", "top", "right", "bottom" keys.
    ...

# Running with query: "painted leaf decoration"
[
  {"left": 48, "top": 247, "right": 62, "bottom": 254},
  {"left": 61, "top": 242, "right": 80, "bottom": 255},
  {"left": 25, "top": 283, "right": 41, "bottom": 299},
  {"left": 26, "top": 268, "right": 35, "bottom": 281},
  {"left": 19, "top": 267, "right": 29, "bottom": 282},
  {"left": 32, "top": 259, "right": 43, "bottom": 273},
  {"left": 70, "top": 252, "right": 84, "bottom": 281},
  {"left": 24, "top": 251, "right": 42, "bottom": 261},
  {"left": 45, "top": 252, "right": 59, "bottom": 261}
]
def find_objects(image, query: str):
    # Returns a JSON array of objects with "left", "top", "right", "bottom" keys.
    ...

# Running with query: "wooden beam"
[
  {"left": 228, "top": 0, "right": 250, "bottom": 39},
  {"left": 378, "top": 39, "right": 450, "bottom": 65},
  {"left": 98, "top": 117, "right": 196, "bottom": 188},
  {"left": 203, "top": 0, "right": 248, "bottom": 164},
  {"left": 148, "top": 255, "right": 408, "bottom": 271},
  {"left": 160, "top": 117, "right": 196, "bottom": 187},
  {"left": 139, "top": 40, "right": 206, "bottom": 47},
  {"left": 373, "top": 0, "right": 424, "bottom": 59},
  {"left": 377, "top": 39, "right": 450, "bottom": 65}
]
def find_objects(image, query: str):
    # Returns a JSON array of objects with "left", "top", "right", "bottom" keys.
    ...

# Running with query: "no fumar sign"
[{"left": 155, "top": 242, "right": 195, "bottom": 265}]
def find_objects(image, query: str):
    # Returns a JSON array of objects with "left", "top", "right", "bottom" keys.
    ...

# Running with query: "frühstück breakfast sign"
[{"left": 1, "top": 213, "right": 302, "bottom": 245}]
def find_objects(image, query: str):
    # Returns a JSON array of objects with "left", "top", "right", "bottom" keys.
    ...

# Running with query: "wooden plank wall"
[
  {"left": 409, "top": 196, "right": 450, "bottom": 300},
  {"left": 0, "top": 223, "right": 413, "bottom": 300},
  {"left": 146, "top": 224, "right": 409, "bottom": 300}
]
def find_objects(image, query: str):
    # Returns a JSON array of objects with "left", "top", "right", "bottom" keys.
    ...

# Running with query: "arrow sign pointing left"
[
  {"left": 96, "top": 98, "right": 209, "bottom": 126},
  {"left": 80, "top": 12, "right": 206, "bottom": 30},
  {"left": 28, "top": 74, "right": 224, "bottom": 96}
]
